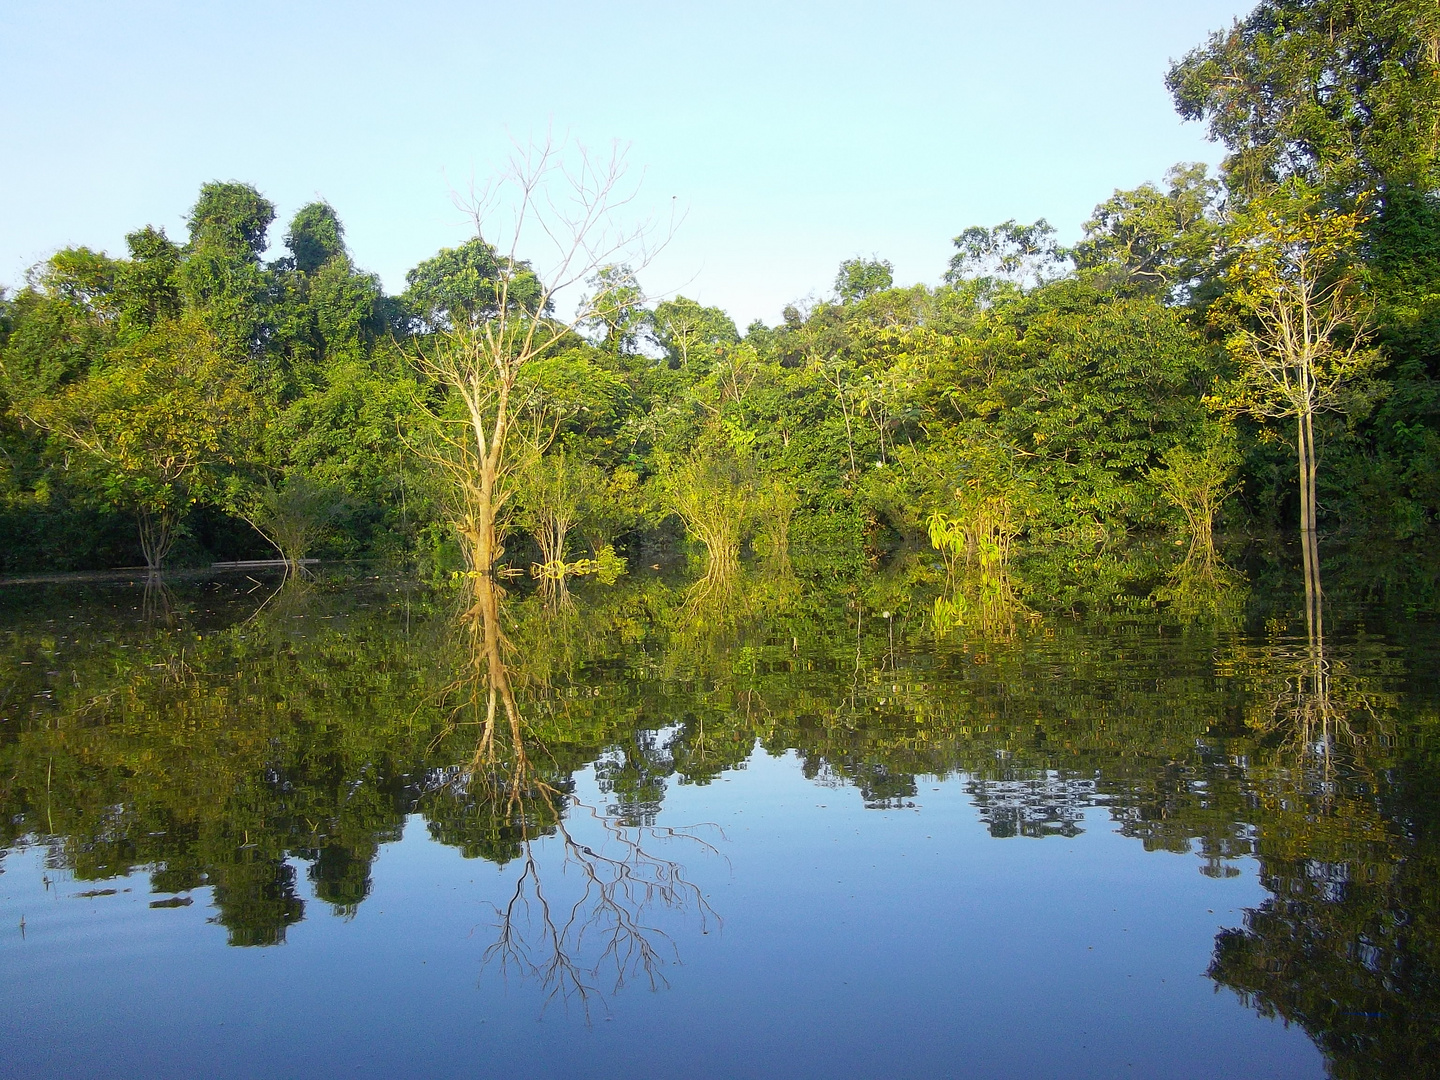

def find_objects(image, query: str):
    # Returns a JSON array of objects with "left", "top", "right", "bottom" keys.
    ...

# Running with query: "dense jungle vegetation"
[
  {"left": 0, "top": 0, "right": 1437, "bottom": 589},
  {"left": 4, "top": 7, "right": 1440, "bottom": 1071}
]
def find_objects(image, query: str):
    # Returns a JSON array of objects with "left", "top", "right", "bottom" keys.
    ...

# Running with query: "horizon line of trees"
[{"left": 0, "top": 0, "right": 1436, "bottom": 583}]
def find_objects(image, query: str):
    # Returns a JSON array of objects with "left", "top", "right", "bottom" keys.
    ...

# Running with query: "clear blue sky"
[{"left": 0, "top": 1, "right": 1250, "bottom": 328}]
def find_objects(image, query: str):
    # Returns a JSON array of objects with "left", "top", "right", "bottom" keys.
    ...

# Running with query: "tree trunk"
[
  {"left": 470, "top": 450, "right": 504, "bottom": 576},
  {"left": 138, "top": 509, "right": 174, "bottom": 572},
  {"left": 1296, "top": 414, "right": 1312, "bottom": 539},
  {"left": 1196, "top": 498, "right": 1214, "bottom": 561},
  {"left": 473, "top": 494, "right": 497, "bottom": 574},
  {"left": 538, "top": 519, "right": 569, "bottom": 568},
  {"left": 1303, "top": 411, "right": 1319, "bottom": 534},
  {"left": 1297, "top": 410, "right": 1323, "bottom": 638},
  {"left": 464, "top": 374, "right": 513, "bottom": 579}
]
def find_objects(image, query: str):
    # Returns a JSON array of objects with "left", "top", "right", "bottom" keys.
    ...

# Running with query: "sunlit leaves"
[{"left": 28, "top": 315, "right": 258, "bottom": 520}]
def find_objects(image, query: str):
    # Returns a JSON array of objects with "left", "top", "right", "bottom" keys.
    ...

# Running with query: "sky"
[{"left": 0, "top": 1, "right": 1252, "bottom": 328}]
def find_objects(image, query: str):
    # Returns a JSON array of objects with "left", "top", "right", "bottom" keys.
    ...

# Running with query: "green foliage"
[
  {"left": 285, "top": 201, "right": 346, "bottom": 274},
  {"left": 513, "top": 448, "right": 608, "bottom": 566},
  {"left": 116, "top": 226, "right": 182, "bottom": 334},
  {"left": 651, "top": 296, "right": 738, "bottom": 369},
  {"left": 928, "top": 279, "right": 1220, "bottom": 535},
  {"left": 1167, "top": 0, "right": 1440, "bottom": 195},
  {"left": 22, "top": 314, "right": 258, "bottom": 567},
  {"left": 178, "top": 182, "right": 276, "bottom": 357},
  {"left": 185, "top": 181, "right": 276, "bottom": 259},
  {"left": 269, "top": 248, "right": 387, "bottom": 394},
  {"left": 237, "top": 473, "right": 347, "bottom": 570},
  {"left": 4, "top": 15, "right": 1440, "bottom": 577},
  {"left": 513, "top": 347, "right": 629, "bottom": 445},
  {"left": 834, "top": 256, "right": 895, "bottom": 303},
  {"left": 580, "top": 264, "right": 647, "bottom": 356},
  {"left": 591, "top": 542, "right": 628, "bottom": 583},
  {"left": 1150, "top": 425, "right": 1241, "bottom": 556},
  {"left": 404, "top": 238, "right": 543, "bottom": 331},
  {"left": 658, "top": 438, "right": 762, "bottom": 576},
  {"left": 945, "top": 219, "right": 1067, "bottom": 287},
  {"left": 1072, "top": 163, "right": 1224, "bottom": 300},
  {"left": 0, "top": 267, "right": 115, "bottom": 398},
  {"left": 927, "top": 493, "right": 1018, "bottom": 576}
]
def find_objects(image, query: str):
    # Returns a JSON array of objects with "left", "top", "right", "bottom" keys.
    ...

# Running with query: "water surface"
[{"left": 1, "top": 563, "right": 1436, "bottom": 1078}]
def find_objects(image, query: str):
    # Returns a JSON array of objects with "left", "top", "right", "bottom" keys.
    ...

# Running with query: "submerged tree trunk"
[
  {"left": 137, "top": 509, "right": 175, "bottom": 572},
  {"left": 1296, "top": 414, "right": 1311, "bottom": 542},
  {"left": 461, "top": 436, "right": 507, "bottom": 578},
  {"left": 1297, "top": 410, "right": 1322, "bottom": 636},
  {"left": 1301, "top": 552, "right": 1331, "bottom": 791},
  {"left": 536, "top": 512, "right": 571, "bottom": 569},
  {"left": 1298, "top": 410, "right": 1321, "bottom": 535}
]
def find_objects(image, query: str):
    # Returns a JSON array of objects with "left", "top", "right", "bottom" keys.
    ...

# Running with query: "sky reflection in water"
[{"left": 0, "top": 562, "right": 1435, "bottom": 1079}]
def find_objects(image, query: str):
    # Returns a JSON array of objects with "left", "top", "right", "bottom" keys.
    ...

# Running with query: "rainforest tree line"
[{"left": 1, "top": 0, "right": 1437, "bottom": 579}]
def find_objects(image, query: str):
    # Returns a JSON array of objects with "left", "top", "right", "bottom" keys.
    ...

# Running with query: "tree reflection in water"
[
  {"left": 442, "top": 575, "right": 721, "bottom": 1014},
  {"left": 967, "top": 772, "right": 1096, "bottom": 839},
  {"left": 140, "top": 570, "right": 177, "bottom": 627},
  {"left": 931, "top": 558, "right": 1036, "bottom": 642},
  {"left": 1204, "top": 562, "right": 1440, "bottom": 1079},
  {"left": 0, "top": 553, "right": 1437, "bottom": 1066},
  {"left": 1151, "top": 544, "right": 1249, "bottom": 627}
]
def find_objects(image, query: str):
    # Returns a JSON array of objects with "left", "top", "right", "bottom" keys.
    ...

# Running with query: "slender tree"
[
  {"left": 414, "top": 138, "right": 666, "bottom": 579},
  {"left": 1210, "top": 182, "right": 1380, "bottom": 611}
]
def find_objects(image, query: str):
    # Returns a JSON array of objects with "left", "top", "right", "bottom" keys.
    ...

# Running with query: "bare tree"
[{"left": 415, "top": 137, "right": 670, "bottom": 579}]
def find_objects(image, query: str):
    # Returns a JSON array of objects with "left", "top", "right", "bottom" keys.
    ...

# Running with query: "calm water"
[{"left": 1, "top": 559, "right": 1437, "bottom": 1079}]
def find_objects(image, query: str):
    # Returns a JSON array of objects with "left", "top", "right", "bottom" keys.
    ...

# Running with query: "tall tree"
[
  {"left": 580, "top": 264, "right": 647, "bottom": 356},
  {"left": 403, "top": 237, "right": 538, "bottom": 332},
  {"left": 412, "top": 139, "right": 661, "bottom": 578},
  {"left": 24, "top": 314, "right": 257, "bottom": 569},
  {"left": 651, "top": 296, "right": 738, "bottom": 369},
  {"left": 1072, "top": 163, "right": 1224, "bottom": 300},
  {"left": 944, "top": 219, "right": 1067, "bottom": 288},
  {"left": 270, "top": 202, "right": 384, "bottom": 388},
  {"left": 1167, "top": 0, "right": 1440, "bottom": 196},
  {"left": 284, "top": 201, "right": 345, "bottom": 274},
  {"left": 0, "top": 250, "right": 119, "bottom": 398},
  {"left": 834, "top": 257, "right": 894, "bottom": 303},
  {"left": 177, "top": 181, "right": 276, "bottom": 357},
  {"left": 1209, "top": 182, "right": 1380, "bottom": 604},
  {"left": 115, "top": 226, "right": 182, "bottom": 336}
]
